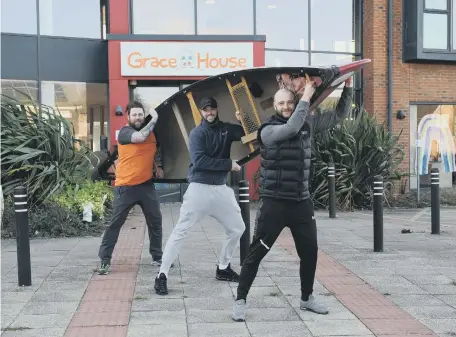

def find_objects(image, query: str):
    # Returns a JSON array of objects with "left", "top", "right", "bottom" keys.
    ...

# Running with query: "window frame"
[
  {"left": 422, "top": 0, "right": 452, "bottom": 52},
  {"left": 404, "top": 0, "right": 456, "bottom": 62}
]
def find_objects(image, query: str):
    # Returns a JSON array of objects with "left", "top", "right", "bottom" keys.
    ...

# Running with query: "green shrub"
[
  {"left": 1, "top": 95, "right": 97, "bottom": 206},
  {"left": 1, "top": 195, "right": 110, "bottom": 239},
  {"left": 311, "top": 109, "right": 404, "bottom": 210},
  {"left": 53, "top": 180, "right": 114, "bottom": 219}
]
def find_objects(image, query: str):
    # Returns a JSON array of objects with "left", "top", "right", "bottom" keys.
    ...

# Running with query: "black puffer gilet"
[{"left": 257, "top": 114, "right": 312, "bottom": 201}]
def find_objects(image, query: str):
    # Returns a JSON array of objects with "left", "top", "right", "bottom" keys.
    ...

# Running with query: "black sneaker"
[
  {"left": 216, "top": 263, "right": 239, "bottom": 282},
  {"left": 154, "top": 273, "right": 168, "bottom": 295}
]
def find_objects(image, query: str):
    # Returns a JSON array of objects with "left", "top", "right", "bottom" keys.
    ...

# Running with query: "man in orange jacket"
[{"left": 97, "top": 100, "right": 164, "bottom": 275}]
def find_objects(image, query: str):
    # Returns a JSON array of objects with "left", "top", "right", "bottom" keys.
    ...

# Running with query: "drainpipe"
[{"left": 387, "top": 0, "right": 393, "bottom": 133}]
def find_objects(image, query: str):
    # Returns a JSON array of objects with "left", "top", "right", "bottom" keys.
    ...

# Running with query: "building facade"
[{"left": 1, "top": 0, "right": 455, "bottom": 198}]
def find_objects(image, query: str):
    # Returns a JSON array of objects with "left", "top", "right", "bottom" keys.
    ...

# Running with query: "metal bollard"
[
  {"left": 14, "top": 186, "right": 32, "bottom": 286},
  {"left": 431, "top": 168, "right": 440, "bottom": 235},
  {"left": 373, "top": 175, "right": 384, "bottom": 252},
  {"left": 238, "top": 180, "right": 251, "bottom": 266},
  {"left": 328, "top": 162, "right": 336, "bottom": 218},
  {"left": 100, "top": 136, "right": 108, "bottom": 153}
]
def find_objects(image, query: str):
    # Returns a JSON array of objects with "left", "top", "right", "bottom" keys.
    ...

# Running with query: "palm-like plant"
[
  {"left": 311, "top": 108, "right": 405, "bottom": 210},
  {"left": 1, "top": 94, "right": 95, "bottom": 205}
]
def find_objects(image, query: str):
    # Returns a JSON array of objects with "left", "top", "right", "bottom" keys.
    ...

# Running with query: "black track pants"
[{"left": 237, "top": 197, "right": 318, "bottom": 301}]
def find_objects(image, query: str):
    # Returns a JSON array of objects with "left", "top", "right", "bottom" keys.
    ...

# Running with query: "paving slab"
[{"left": 2, "top": 203, "right": 455, "bottom": 336}]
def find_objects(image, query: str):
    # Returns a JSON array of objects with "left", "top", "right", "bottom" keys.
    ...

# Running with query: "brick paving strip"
[
  {"left": 277, "top": 228, "right": 438, "bottom": 337},
  {"left": 64, "top": 216, "right": 145, "bottom": 337}
]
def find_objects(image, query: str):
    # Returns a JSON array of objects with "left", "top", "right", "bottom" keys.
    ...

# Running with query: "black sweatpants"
[
  {"left": 237, "top": 197, "right": 317, "bottom": 301},
  {"left": 98, "top": 180, "right": 163, "bottom": 263}
]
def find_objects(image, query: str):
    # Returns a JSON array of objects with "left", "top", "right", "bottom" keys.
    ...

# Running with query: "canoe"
[{"left": 92, "top": 59, "right": 371, "bottom": 183}]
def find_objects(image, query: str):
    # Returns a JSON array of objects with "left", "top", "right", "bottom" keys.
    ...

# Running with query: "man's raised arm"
[{"left": 312, "top": 78, "right": 353, "bottom": 134}]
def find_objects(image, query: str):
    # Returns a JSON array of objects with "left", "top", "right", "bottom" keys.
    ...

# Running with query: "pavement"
[{"left": 1, "top": 203, "right": 456, "bottom": 337}]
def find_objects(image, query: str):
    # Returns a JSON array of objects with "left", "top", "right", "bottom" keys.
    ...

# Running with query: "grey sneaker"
[
  {"left": 232, "top": 299, "right": 246, "bottom": 321},
  {"left": 300, "top": 295, "right": 329, "bottom": 314}
]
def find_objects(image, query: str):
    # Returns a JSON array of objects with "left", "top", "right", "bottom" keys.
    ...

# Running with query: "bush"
[
  {"left": 1, "top": 195, "right": 110, "bottom": 239},
  {"left": 1, "top": 95, "right": 97, "bottom": 206},
  {"left": 311, "top": 109, "right": 404, "bottom": 210},
  {"left": 53, "top": 180, "right": 114, "bottom": 219}
]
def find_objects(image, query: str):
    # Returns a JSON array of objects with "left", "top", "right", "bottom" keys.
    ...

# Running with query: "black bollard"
[
  {"left": 239, "top": 180, "right": 251, "bottom": 266},
  {"left": 431, "top": 168, "right": 440, "bottom": 235},
  {"left": 328, "top": 162, "right": 336, "bottom": 218},
  {"left": 373, "top": 175, "right": 384, "bottom": 252},
  {"left": 100, "top": 136, "right": 108, "bottom": 153},
  {"left": 14, "top": 186, "right": 32, "bottom": 286}
]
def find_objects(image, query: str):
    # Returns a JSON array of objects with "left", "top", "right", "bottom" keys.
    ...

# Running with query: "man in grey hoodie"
[{"left": 154, "top": 96, "right": 246, "bottom": 295}]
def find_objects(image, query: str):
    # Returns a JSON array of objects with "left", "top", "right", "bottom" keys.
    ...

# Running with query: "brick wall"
[{"left": 362, "top": 0, "right": 456, "bottom": 176}]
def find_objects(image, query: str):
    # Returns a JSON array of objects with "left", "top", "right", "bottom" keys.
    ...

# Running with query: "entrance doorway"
[{"left": 132, "top": 81, "right": 195, "bottom": 203}]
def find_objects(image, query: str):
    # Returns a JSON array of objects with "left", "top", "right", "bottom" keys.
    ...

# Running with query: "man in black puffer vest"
[{"left": 232, "top": 76, "right": 353, "bottom": 321}]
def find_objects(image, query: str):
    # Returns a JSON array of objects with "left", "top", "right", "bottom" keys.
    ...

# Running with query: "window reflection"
[
  {"left": 41, "top": 81, "right": 109, "bottom": 151},
  {"left": 197, "top": 0, "right": 253, "bottom": 34},
  {"left": 1, "top": 79, "right": 38, "bottom": 105},
  {"left": 425, "top": 0, "right": 448, "bottom": 10},
  {"left": 1, "top": 0, "right": 37, "bottom": 34},
  {"left": 453, "top": 3, "right": 456, "bottom": 49},
  {"left": 310, "top": 0, "right": 354, "bottom": 52},
  {"left": 410, "top": 104, "right": 456, "bottom": 189},
  {"left": 265, "top": 50, "right": 309, "bottom": 67},
  {"left": 311, "top": 53, "right": 354, "bottom": 66},
  {"left": 423, "top": 13, "right": 448, "bottom": 49},
  {"left": 132, "top": 0, "right": 195, "bottom": 34},
  {"left": 39, "top": 0, "right": 101, "bottom": 38},
  {"left": 256, "top": 0, "right": 308, "bottom": 50}
]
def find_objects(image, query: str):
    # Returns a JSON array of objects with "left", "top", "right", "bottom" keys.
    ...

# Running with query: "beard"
[
  {"left": 129, "top": 120, "right": 143, "bottom": 131},
  {"left": 204, "top": 114, "right": 219, "bottom": 124}
]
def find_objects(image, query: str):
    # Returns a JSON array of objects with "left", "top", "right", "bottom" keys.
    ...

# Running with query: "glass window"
[
  {"left": 423, "top": 13, "right": 448, "bottom": 49},
  {"left": 39, "top": 0, "right": 101, "bottom": 38},
  {"left": 1, "top": 79, "right": 38, "bottom": 106},
  {"left": 425, "top": 0, "right": 448, "bottom": 10},
  {"left": 453, "top": 3, "right": 456, "bottom": 49},
  {"left": 196, "top": 0, "right": 253, "bottom": 34},
  {"left": 265, "top": 50, "right": 309, "bottom": 67},
  {"left": 41, "top": 81, "right": 108, "bottom": 151},
  {"left": 311, "top": 0, "right": 354, "bottom": 52},
  {"left": 311, "top": 53, "right": 355, "bottom": 66},
  {"left": 132, "top": 0, "right": 195, "bottom": 34},
  {"left": 410, "top": 104, "right": 456, "bottom": 189},
  {"left": 256, "top": 0, "right": 308, "bottom": 50},
  {"left": 133, "top": 86, "right": 180, "bottom": 111},
  {"left": 1, "top": 0, "right": 37, "bottom": 34}
]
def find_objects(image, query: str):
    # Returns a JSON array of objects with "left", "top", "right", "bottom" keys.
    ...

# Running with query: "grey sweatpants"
[
  {"left": 159, "top": 182, "right": 245, "bottom": 277},
  {"left": 98, "top": 181, "right": 162, "bottom": 263}
]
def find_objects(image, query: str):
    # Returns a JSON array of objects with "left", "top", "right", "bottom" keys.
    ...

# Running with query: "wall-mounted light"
[
  {"left": 115, "top": 105, "right": 123, "bottom": 116},
  {"left": 396, "top": 110, "right": 406, "bottom": 120}
]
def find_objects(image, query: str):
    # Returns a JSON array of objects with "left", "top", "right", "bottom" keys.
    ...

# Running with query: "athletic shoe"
[
  {"left": 232, "top": 299, "right": 246, "bottom": 321},
  {"left": 216, "top": 263, "right": 239, "bottom": 282},
  {"left": 300, "top": 295, "right": 329, "bottom": 314},
  {"left": 154, "top": 273, "right": 168, "bottom": 295}
]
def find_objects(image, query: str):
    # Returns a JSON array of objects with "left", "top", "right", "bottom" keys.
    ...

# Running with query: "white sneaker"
[
  {"left": 232, "top": 299, "right": 246, "bottom": 321},
  {"left": 300, "top": 295, "right": 329, "bottom": 314}
]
